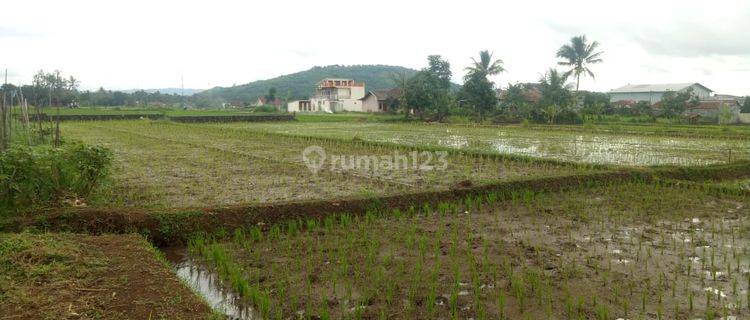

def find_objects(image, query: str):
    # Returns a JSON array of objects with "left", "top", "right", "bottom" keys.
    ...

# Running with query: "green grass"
[
  {"left": 711, "top": 178, "right": 750, "bottom": 191},
  {"left": 0, "top": 233, "right": 214, "bottom": 319}
]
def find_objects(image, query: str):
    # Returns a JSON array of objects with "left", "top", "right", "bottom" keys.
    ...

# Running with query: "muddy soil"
[{"left": 0, "top": 233, "right": 215, "bottom": 319}]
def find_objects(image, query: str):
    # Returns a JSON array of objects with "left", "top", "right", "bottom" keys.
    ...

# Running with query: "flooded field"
[
  {"left": 216, "top": 122, "right": 750, "bottom": 166},
  {"left": 184, "top": 182, "right": 750, "bottom": 319},
  {"left": 164, "top": 248, "right": 259, "bottom": 320}
]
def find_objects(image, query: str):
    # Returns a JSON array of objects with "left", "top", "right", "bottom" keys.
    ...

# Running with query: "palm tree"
[
  {"left": 465, "top": 50, "right": 504, "bottom": 78},
  {"left": 556, "top": 35, "right": 603, "bottom": 92},
  {"left": 538, "top": 69, "right": 573, "bottom": 109}
]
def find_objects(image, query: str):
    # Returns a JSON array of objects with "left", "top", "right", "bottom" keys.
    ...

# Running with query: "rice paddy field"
[
  {"left": 216, "top": 121, "right": 750, "bottom": 166},
  {"left": 61, "top": 120, "right": 593, "bottom": 208},
  {"left": 5, "top": 115, "right": 750, "bottom": 320},
  {"left": 188, "top": 182, "right": 750, "bottom": 320}
]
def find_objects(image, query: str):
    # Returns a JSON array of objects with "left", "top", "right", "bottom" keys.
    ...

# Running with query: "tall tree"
[
  {"left": 460, "top": 73, "right": 496, "bottom": 120},
  {"left": 427, "top": 55, "right": 452, "bottom": 90},
  {"left": 265, "top": 87, "right": 277, "bottom": 102},
  {"left": 742, "top": 97, "right": 750, "bottom": 113},
  {"left": 556, "top": 35, "right": 603, "bottom": 92},
  {"left": 404, "top": 55, "right": 453, "bottom": 121},
  {"left": 461, "top": 51, "right": 503, "bottom": 120},
  {"left": 465, "top": 50, "right": 504, "bottom": 78},
  {"left": 660, "top": 88, "right": 699, "bottom": 118},
  {"left": 500, "top": 83, "right": 528, "bottom": 117},
  {"left": 538, "top": 69, "right": 573, "bottom": 109}
]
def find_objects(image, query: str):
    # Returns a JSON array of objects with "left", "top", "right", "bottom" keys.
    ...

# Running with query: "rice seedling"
[{"left": 161, "top": 175, "right": 750, "bottom": 319}]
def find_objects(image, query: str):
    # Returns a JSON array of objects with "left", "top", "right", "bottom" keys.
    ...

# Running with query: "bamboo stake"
[{"left": 19, "top": 90, "right": 30, "bottom": 145}]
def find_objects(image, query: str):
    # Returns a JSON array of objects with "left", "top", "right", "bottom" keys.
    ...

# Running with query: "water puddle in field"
[{"left": 162, "top": 247, "right": 260, "bottom": 320}]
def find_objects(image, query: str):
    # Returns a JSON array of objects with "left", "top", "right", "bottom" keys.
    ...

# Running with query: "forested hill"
[{"left": 194, "top": 65, "right": 418, "bottom": 105}]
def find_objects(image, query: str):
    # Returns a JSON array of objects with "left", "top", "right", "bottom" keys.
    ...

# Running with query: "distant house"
[
  {"left": 360, "top": 88, "right": 401, "bottom": 112},
  {"left": 253, "top": 97, "right": 283, "bottom": 108},
  {"left": 703, "top": 94, "right": 744, "bottom": 107},
  {"left": 288, "top": 100, "right": 313, "bottom": 112},
  {"left": 611, "top": 100, "right": 638, "bottom": 108},
  {"left": 496, "top": 83, "right": 542, "bottom": 104},
  {"left": 683, "top": 100, "right": 742, "bottom": 122},
  {"left": 609, "top": 83, "right": 713, "bottom": 104},
  {"left": 287, "top": 78, "right": 369, "bottom": 113}
]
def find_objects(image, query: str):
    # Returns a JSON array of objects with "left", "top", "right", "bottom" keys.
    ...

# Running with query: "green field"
[
  {"left": 208, "top": 121, "right": 750, "bottom": 166},
  {"left": 62, "top": 120, "right": 589, "bottom": 208},
  {"left": 25, "top": 106, "right": 289, "bottom": 117},
  {"left": 7, "top": 115, "right": 750, "bottom": 320},
  {"left": 190, "top": 182, "right": 750, "bottom": 319}
]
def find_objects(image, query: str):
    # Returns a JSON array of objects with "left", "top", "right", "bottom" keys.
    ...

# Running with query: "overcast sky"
[{"left": 1, "top": 0, "right": 749, "bottom": 95}]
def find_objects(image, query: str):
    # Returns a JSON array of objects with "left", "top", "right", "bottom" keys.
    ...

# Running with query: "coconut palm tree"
[
  {"left": 465, "top": 50, "right": 504, "bottom": 78},
  {"left": 538, "top": 69, "right": 574, "bottom": 109},
  {"left": 556, "top": 35, "right": 603, "bottom": 92}
]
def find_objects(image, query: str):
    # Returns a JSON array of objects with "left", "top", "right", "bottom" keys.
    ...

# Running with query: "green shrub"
[
  {"left": 445, "top": 115, "right": 472, "bottom": 124},
  {"left": 0, "top": 142, "right": 112, "bottom": 213},
  {"left": 253, "top": 105, "right": 278, "bottom": 113}
]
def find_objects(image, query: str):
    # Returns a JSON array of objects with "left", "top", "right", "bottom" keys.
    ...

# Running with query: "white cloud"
[{"left": 0, "top": 0, "right": 748, "bottom": 95}]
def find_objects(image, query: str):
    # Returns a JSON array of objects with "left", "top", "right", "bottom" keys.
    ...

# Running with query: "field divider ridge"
[
  {"left": 4, "top": 169, "right": 646, "bottom": 245},
  {"left": 6, "top": 160, "right": 749, "bottom": 245}
]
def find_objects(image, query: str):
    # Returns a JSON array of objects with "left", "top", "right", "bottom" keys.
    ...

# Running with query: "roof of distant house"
[
  {"left": 688, "top": 100, "right": 741, "bottom": 110},
  {"left": 612, "top": 100, "right": 638, "bottom": 107},
  {"left": 362, "top": 88, "right": 401, "bottom": 101},
  {"left": 703, "top": 94, "right": 741, "bottom": 101},
  {"left": 496, "top": 83, "right": 542, "bottom": 103},
  {"left": 610, "top": 83, "right": 713, "bottom": 94},
  {"left": 258, "top": 97, "right": 283, "bottom": 106}
]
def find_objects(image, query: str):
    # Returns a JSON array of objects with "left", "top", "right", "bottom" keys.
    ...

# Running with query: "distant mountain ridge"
[
  {"left": 195, "top": 65, "right": 419, "bottom": 103},
  {"left": 121, "top": 88, "right": 204, "bottom": 96}
]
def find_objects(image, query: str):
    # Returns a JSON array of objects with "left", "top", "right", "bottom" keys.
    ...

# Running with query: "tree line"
[
  {"left": 392, "top": 35, "right": 606, "bottom": 123},
  {"left": 391, "top": 35, "right": 748, "bottom": 124},
  {"left": 0, "top": 70, "right": 187, "bottom": 109}
]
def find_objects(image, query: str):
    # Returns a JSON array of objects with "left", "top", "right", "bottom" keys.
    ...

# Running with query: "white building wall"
[
  {"left": 350, "top": 86, "right": 365, "bottom": 100},
  {"left": 610, "top": 85, "right": 712, "bottom": 104},
  {"left": 287, "top": 101, "right": 300, "bottom": 112},
  {"left": 610, "top": 92, "right": 665, "bottom": 103},
  {"left": 361, "top": 94, "right": 379, "bottom": 112},
  {"left": 340, "top": 99, "right": 363, "bottom": 112},
  {"left": 302, "top": 80, "right": 368, "bottom": 113},
  {"left": 689, "top": 85, "right": 712, "bottom": 99}
]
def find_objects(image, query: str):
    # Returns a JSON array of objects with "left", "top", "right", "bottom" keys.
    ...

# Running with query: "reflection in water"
[
  {"left": 439, "top": 135, "right": 469, "bottom": 148},
  {"left": 483, "top": 134, "right": 730, "bottom": 165},
  {"left": 163, "top": 248, "right": 260, "bottom": 320}
]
